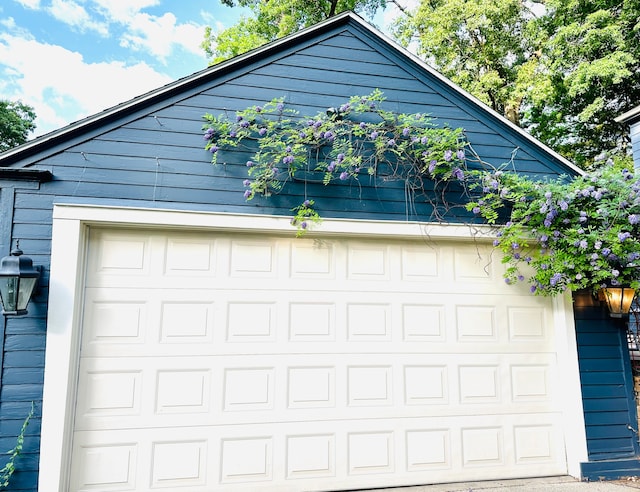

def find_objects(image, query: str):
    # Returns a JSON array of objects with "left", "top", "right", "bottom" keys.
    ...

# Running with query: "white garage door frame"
[{"left": 38, "top": 202, "right": 589, "bottom": 491}]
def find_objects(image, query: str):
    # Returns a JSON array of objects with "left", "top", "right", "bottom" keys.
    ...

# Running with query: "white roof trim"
[{"left": 615, "top": 105, "right": 640, "bottom": 124}]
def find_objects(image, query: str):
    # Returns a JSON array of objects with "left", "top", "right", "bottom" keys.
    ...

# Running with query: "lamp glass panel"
[
  {"left": 0, "top": 276, "right": 19, "bottom": 312},
  {"left": 17, "top": 277, "right": 37, "bottom": 311}
]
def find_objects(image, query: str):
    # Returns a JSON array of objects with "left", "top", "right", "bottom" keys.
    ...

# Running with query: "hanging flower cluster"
[
  {"left": 202, "top": 91, "right": 640, "bottom": 296},
  {"left": 202, "top": 90, "right": 467, "bottom": 232},
  {"left": 467, "top": 162, "right": 640, "bottom": 295}
]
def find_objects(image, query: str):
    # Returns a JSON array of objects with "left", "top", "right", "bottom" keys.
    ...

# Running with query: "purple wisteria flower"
[
  {"left": 303, "top": 199, "right": 311, "bottom": 207},
  {"left": 255, "top": 106, "right": 263, "bottom": 113},
  {"left": 209, "top": 145, "right": 219, "bottom": 153},
  {"left": 339, "top": 171, "right": 349, "bottom": 180},
  {"left": 259, "top": 128, "right": 267, "bottom": 136},
  {"left": 420, "top": 136, "right": 428, "bottom": 145},
  {"left": 579, "top": 239, "right": 588, "bottom": 249},
  {"left": 246, "top": 160, "right": 254, "bottom": 167},
  {"left": 550, "top": 273, "right": 563, "bottom": 286},
  {"left": 456, "top": 149, "right": 465, "bottom": 160},
  {"left": 428, "top": 160, "right": 437, "bottom": 174},
  {"left": 240, "top": 121, "right": 250, "bottom": 128},
  {"left": 276, "top": 102, "right": 285, "bottom": 112},
  {"left": 327, "top": 161, "right": 336, "bottom": 172},
  {"left": 387, "top": 139, "right": 396, "bottom": 147},
  {"left": 444, "top": 150, "right": 453, "bottom": 162},
  {"left": 629, "top": 214, "right": 640, "bottom": 225},
  {"left": 283, "top": 155, "right": 294, "bottom": 165},
  {"left": 337, "top": 153, "right": 345, "bottom": 162},
  {"left": 473, "top": 206, "right": 481, "bottom": 214},
  {"left": 452, "top": 168, "right": 464, "bottom": 180},
  {"left": 203, "top": 128, "right": 215, "bottom": 140},
  {"left": 619, "top": 231, "right": 631, "bottom": 242},
  {"left": 243, "top": 179, "right": 251, "bottom": 187},
  {"left": 402, "top": 128, "right": 410, "bottom": 137},
  {"left": 243, "top": 189, "right": 251, "bottom": 198},
  {"left": 370, "top": 131, "right": 379, "bottom": 139}
]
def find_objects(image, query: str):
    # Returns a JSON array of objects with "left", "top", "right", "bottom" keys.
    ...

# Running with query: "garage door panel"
[
  {"left": 70, "top": 414, "right": 566, "bottom": 492},
  {"left": 81, "top": 287, "right": 554, "bottom": 357},
  {"left": 71, "top": 228, "right": 568, "bottom": 491},
  {"left": 75, "top": 352, "right": 559, "bottom": 433}
]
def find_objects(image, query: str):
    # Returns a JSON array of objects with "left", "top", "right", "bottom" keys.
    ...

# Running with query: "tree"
[
  {"left": 0, "top": 100, "right": 36, "bottom": 153},
  {"left": 393, "top": 0, "right": 640, "bottom": 167},
  {"left": 525, "top": 0, "right": 640, "bottom": 167},
  {"left": 201, "top": 0, "right": 387, "bottom": 64},
  {"left": 392, "top": 0, "right": 543, "bottom": 126}
]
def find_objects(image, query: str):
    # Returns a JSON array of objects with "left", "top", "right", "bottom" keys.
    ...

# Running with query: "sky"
[{"left": 0, "top": 0, "right": 405, "bottom": 139}]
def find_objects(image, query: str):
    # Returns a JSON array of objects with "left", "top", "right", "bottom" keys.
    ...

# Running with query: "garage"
[{"left": 64, "top": 221, "right": 570, "bottom": 491}]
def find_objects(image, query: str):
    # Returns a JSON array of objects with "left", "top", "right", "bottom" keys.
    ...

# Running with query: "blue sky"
[
  {"left": 0, "top": 1, "right": 405, "bottom": 138},
  {"left": 0, "top": 0, "right": 247, "bottom": 137}
]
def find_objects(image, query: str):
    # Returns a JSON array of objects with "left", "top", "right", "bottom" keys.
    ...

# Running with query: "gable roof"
[{"left": 0, "top": 11, "right": 581, "bottom": 177}]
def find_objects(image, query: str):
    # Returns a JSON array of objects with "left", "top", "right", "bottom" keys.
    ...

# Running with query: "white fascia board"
[{"left": 51, "top": 202, "right": 499, "bottom": 241}]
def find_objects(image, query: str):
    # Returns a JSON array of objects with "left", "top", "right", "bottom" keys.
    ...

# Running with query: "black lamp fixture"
[
  {"left": 0, "top": 242, "right": 42, "bottom": 316},
  {"left": 601, "top": 285, "right": 637, "bottom": 318}
]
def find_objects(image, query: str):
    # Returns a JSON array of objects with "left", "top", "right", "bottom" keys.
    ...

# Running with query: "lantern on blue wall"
[
  {"left": 602, "top": 285, "right": 636, "bottom": 318},
  {"left": 0, "top": 244, "right": 41, "bottom": 316}
]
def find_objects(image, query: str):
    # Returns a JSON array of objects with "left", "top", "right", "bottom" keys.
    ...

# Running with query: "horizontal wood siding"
[
  {"left": 0, "top": 19, "right": 581, "bottom": 491},
  {"left": 630, "top": 120, "right": 640, "bottom": 172},
  {"left": 573, "top": 291, "right": 640, "bottom": 464}
]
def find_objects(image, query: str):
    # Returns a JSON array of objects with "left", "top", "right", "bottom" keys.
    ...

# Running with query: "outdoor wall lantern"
[
  {"left": 601, "top": 285, "right": 636, "bottom": 318},
  {"left": 0, "top": 243, "right": 42, "bottom": 316}
]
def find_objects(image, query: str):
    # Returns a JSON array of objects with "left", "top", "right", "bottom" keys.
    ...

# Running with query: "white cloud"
[
  {"left": 47, "top": 0, "right": 109, "bottom": 36},
  {"left": 90, "top": 0, "right": 206, "bottom": 62},
  {"left": 13, "top": 0, "right": 41, "bottom": 9},
  {"left": 0, "top": 32, "right": 172, "bottom": 135},
  {"left": 92, "top": 0, "right": 159, "bottom": 23},
  {"left": 120, "top": 11, "right": 205, "bottom": 61}
]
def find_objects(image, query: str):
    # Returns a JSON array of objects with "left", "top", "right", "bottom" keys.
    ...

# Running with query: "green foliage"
[
  {"left": 467, "top": 158, "right": 640, "bottom": 295},
  {"left": 392, "top": 0, "right": 543, "bottom": 125},
  {"left": 526, "top": 0, "right": 640, "bottom": 166},
  {"left": 393, "top": 0, "right": 639, "bottom": 168},
  {"left": 1, "top": 403, "right": 34, "bottom": 490},
  {"left": 0, "top": 100, "right": 36, "bottom": 153},
  {"left": 203, "top": 90, "right": 467, "bottom": 233},
  {"left": 290, "top": 199, "right": 322, "bottom": 235},
  {"left": 201, "top": 0, "right": 386, "bottom": 64}
]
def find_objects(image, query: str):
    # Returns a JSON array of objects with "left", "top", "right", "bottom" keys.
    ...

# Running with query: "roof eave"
[
  {"left": 0, "top": 168, "right": 53, "bottom": 182},
  {"left": 615, "top": 105, "right": 640, "bottom": 125}
]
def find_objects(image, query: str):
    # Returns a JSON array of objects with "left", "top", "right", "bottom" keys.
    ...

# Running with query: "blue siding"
[
  {"left": 0, "top": 16, "right": 586, "bottom": 491},
  {"left": 573, "top": 291, "right": 640, "bottom": 480},
  {"left": 630, "top": 119, "right": 640, "bottom": 172}
]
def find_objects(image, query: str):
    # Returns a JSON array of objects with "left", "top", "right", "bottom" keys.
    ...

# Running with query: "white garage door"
[{"left": 69, "top": 227, "right": 567, "bottom": 491}]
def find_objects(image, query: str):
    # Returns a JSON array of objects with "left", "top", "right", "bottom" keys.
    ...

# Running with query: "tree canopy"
[
  {"left": 203, "top": 0, "right": 640, "bottom": 168},
  {"left": 201, "top": 0, "right": 387, "bottom": 63},
  {"left": 393, "top": 0, "right": 640, "bottom": 167},
  {"left": 0, "top": 100, "right": 36, "bottom": 153}
]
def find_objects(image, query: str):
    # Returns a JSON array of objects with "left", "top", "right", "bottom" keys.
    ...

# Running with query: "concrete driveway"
[{"left": 356, "top": 476, "right": 640, "bottom": 491}]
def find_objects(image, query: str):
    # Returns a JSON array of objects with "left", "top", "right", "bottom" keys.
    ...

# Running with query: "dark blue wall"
[
  {"left": 0, "top": 16, "right": 582, "bottom": 491},
  {"left": 573, "top": 291, "right": 640, "bottom": 480}
]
